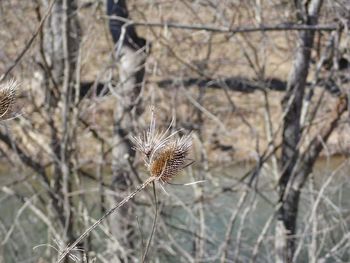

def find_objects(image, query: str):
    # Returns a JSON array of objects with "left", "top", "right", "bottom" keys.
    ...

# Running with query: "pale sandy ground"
[{"left": 2, "top": 1, "right": 349, "bottom": 166}]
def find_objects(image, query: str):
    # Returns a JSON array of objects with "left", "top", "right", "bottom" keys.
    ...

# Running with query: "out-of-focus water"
[{"left": 0, "top": 157, "right": 349, "bottom": 262}]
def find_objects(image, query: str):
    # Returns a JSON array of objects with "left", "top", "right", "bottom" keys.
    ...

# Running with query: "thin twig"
[
  {"left": 103, "top": 16, "right": 338, "bottom": 34},
  {"left": 0, "top": 0, "right": 58, "bottom": 82},
  {"left": 251, "top": 204, "right": 281, "bottom": 262},
  {"left": 142, "top": 181, "right": 158, "bottom": 262},
  {"left": 57, "top": 176, "right": 156, "bottom": 263},
  {"left": 220, "top": 189, "right": 249, "bottom": 263}
]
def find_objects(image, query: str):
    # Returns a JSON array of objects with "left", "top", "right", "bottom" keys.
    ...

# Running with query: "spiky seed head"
[
  {"left": 132, "top": 109, "right": 192, "bottom": 182},
  {"left": 149, "top": 136, "right": 192, "bottom": 182},
  {"left": 0, "top": 79, "right": 18, "bottom": 120}
]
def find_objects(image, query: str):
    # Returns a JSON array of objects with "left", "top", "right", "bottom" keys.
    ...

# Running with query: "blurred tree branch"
[{"left": 104, "top": 15, "right": 340, "bottom": 34}]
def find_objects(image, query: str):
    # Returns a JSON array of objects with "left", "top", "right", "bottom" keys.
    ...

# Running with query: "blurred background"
[{"left": 0, "top": 0, "right": 349, "bottom": 262}]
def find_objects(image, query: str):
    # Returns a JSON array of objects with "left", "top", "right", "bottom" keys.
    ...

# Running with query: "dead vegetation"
[{"left": 0, "top": 0, "right": 350, "bottom": 262}]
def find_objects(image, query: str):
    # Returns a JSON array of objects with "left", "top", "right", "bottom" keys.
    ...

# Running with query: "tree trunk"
[
  {"left": 107, "top": 0, "right": 148, "bottom": 259},
  {"left": 276, "top": 0, "right": 324, "bottom": 262}
]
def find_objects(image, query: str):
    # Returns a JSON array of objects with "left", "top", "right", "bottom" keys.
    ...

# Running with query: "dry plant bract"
[
  {"left": 57, "top": 109, "right": 193, "bottom": 263},
  {"left": 0, "top": 79, "right": 18, "bottom": 120}
]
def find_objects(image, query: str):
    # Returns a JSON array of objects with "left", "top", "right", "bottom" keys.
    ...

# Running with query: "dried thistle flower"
[
  {"left": 132, "top": 108, "right": 192, "bottom": 183},
  {"left": 0, "top": 79, "right": 18, "bottom": 120},
  {"left": 58, "top": 110, "right": 193, "bottom": 262}
]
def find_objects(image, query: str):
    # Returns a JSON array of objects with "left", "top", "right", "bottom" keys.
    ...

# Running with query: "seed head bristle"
[
  {"left": 131, "top": 107, "right": 165, "bottom": 158},
  {"left": 0, "top": 79, "right": 18, "bottom": 120},
  {"left": 150, "top": 146, "right": 175, "bottom": 178}
]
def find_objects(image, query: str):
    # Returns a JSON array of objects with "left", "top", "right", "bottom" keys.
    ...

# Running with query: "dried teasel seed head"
[
  {"left": 0, "top": 79, "right": 18, "bottom": 120},
  {"left": 131, "top": 108, "right": 193, "bottom": 182},
  {"left": 149, "top": 135, "right": 192, "bottom": 182}
]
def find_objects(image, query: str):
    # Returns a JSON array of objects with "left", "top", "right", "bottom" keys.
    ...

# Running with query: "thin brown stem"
[
  {"left": 57, "top": 176, "right": 156, "bottom": 263},
  {"left": 142, "top": 181, "right": 158, "bottom": 262}
]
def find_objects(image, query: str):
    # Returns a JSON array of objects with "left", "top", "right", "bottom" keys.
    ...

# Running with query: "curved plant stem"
[
  {"left": 57, "top": 176, "right": 156, "bottom": 263},
  {"left": 0, "top": 0, "right": 58, "bottom": 82},
  {"left": 142, "top": 181, "right": 158, "bottom": 262}
]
